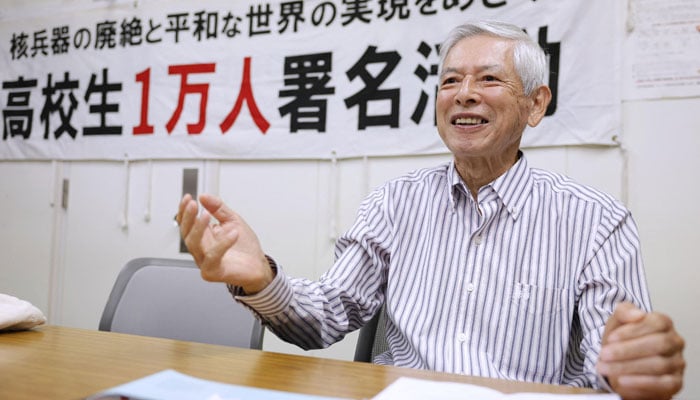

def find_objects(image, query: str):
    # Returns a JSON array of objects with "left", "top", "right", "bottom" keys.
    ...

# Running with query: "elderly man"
[{"left": 177, "top": 20, "right": 684, "bottom": 399}]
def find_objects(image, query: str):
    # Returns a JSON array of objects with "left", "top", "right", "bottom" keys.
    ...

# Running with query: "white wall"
[
  {"left": 1, "top": 2, "right": 698, "bottom": 399},
  {"left": 624, "top": 97, "right": 700, "bottom": 400}
]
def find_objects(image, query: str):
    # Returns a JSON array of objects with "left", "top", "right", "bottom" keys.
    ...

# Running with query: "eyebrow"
[{"left": 439, "top": 64, "right": 502, "bottom": 79}]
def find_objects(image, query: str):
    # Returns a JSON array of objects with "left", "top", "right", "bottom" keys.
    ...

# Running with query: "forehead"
[{"left": 443, "top": 35, "right": 515, "bottom": 71}]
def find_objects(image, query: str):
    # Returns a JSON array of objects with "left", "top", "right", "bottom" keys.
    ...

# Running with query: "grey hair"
[{"left": 438, "top": 20, "right": 547, "bottom": 95}]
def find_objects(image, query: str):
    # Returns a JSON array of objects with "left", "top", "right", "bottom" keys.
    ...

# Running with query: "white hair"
[{"left": 439, "top": 20, "right": 548, "bottom": 95}]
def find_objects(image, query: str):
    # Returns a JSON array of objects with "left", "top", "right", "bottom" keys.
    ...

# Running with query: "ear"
[{"left": 526, "top": 85, "right": 552, "bottom": 127}]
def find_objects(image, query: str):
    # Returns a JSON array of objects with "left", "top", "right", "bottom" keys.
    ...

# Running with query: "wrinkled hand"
[
  {"left": 176, "top": 193, "right": 274, "bottom": 294},
  {"left": 597, "top": 302, "right": 685, "bottom": 400}
]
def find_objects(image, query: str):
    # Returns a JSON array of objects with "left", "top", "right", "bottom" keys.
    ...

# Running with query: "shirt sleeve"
[
  {"left": 233, "top": 187, "right": 391, "bottom": 350},
  {"left": 574, "top": 206, "right": 652, "bottom": 390}
]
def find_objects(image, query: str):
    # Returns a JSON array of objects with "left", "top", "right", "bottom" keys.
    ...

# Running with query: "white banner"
[{"left": 0, "top": 0, "right": 621, "bottom": 161}]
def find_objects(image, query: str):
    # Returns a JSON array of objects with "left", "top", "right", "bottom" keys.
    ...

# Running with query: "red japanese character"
[
  {"left": 166, "top": 63, "right": 216, "bottom": 134},
  {"left": 220, "top": 57, "right": 270, "bottom": 134}
]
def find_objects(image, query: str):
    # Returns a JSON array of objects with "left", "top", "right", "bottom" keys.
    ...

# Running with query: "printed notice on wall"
[{"left": 624, "top": 0, "right": 700, "bottom": 100}]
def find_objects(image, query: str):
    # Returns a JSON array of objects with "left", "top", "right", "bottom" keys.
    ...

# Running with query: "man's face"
[{"left": 436, "top": 35, "right": 538, "bottom": 163}]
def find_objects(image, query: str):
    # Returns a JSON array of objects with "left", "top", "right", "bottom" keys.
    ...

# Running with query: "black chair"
[
  {"left": 99, "top": 257, "right": 264, "bottom": 349},
  {"left": 354, "top": 306, "right": 389, "bottom": 362}
]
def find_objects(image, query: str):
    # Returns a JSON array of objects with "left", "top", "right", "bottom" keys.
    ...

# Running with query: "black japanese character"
[
  {"left": 222, "top": 12, "right": 243, "bottom": 38},
  {"left": 193, "top": 11, "right": 218, "bottom": 41},
  {"left": 95, "top": 21, "right": 118, "bottom": 49},
  {"left": 146, "top": 19, "right": 163, "bottom": 43},
  {"left": 165, "top": 13, "right": 189, "bottom": 43},
  {"left": 73, "top": 27, "right": 91, "bottom": 49},
  {"left": 415, "top": 0, "right": 438, "bottom": 15},
  {"left": 279, "top": 1, "right": 305, "bottom": 33},
  {"left": 120, "top": 17, "right": 144, "bottom": 46},
  {"left": 411, "top": 41, "right": 440, "bottom": 125},
  {"left": 247, "top": 4, "right": 273, "bottom": 36},
  {"left": 341, "top": 0, "right": 372, "bottom": 26},
  {"left": 51, "top": 26, "right": 70, "bottom": 54},
  {"left": 84, "top": 68, "right": 123, "bottom": 135},
  {"left": 538, "top": 26, "right": 559, "bottom": 116},
  {"left": 279, "top": 52, "right": 335, "bottom": 133},
  {"left": 10, "top": 32, "right": 30, "bottom": 60},
  {"left": 378, "top": 0, "right": 410, "bottom": 21},
  {"left": 311, "top": 2, "right": 336, "bottom": 27},
  {"left": 2, "top": 76, "right": 38, "bottom": 140},
  {"left": 31, "top": 29, "right": 49, "bottom": 57},
  {"left": 344, "top": 46, "right": 401, "bottom": 129},
  {"left": 40, "top": 72, "right": 80, "bottom": 139}
]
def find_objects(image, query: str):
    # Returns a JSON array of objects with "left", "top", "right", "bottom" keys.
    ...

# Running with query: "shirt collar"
[
  {"left": 447, "top": 151, "right": 533, "bottom": 219},
  {"left": 446, "top": 161, "right": 466, "bottom": 211}
]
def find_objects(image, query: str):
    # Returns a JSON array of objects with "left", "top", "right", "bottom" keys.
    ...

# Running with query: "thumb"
[
  {"left": 198, "top": 194, "right": 238, "bottom": 223},
  {"left": 602, "top": 302, "right": 645, "bottom": 343}
]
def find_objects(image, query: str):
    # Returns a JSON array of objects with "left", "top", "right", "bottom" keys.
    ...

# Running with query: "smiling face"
[{"left": 436, "top": 34, "right": 550, "bottom": 173}]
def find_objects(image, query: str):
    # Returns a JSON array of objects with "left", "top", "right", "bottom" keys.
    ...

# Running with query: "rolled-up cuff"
[{"left": 229, "top": 262, "right": 294, "bottom": 317}]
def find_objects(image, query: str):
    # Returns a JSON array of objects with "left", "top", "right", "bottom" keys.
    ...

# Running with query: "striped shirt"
[{"left": 238, "top": 153, "right": 651, "bottom": 389}]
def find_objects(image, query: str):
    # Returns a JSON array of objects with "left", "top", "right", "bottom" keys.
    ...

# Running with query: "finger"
[
  {"left": 603, "top": 302, "right": 646, "bottom": 343},
  {"left": 607, "top": 312, "right": 674, "bottom": 343},
  {"left": 175, "top": 193, "right": 193, "bottom": 225},
  {"left": 613, "top": 373, "right": 684, "bottom": 400},
  {"left": 613, "top": 302, "right": 646, "bottom": 324},
  {"left": 598, "top": 349, "right": 686, "bottom": 376},
  {"left": 183, "top": 209, "right": 211, "bottom": 262},
  {"left": 603, "top": 332, "right": 684, "bottom": 363},
  {"left": 178, "top": 197, "right": 199, "bottom": 238},
  {"left": 199, "top": 194, "right": 238, "bottom": 223}
]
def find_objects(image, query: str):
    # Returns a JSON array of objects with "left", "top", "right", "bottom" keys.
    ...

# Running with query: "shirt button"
[
  {"left": 473, "top": 235, "right": 483, "bottom": 245},
  {"left": 466, "top": 283, "right": 475, "bottom": 292},
  {"left": 457, "top": 333, "right": 467, "bottom": 342}
]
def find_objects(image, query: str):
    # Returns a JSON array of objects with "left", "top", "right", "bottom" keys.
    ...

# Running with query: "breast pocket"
[
  {"left": 489, "top": 282, "right": 571, "bottom": 382},
  {"left": 510, "top": 282, "right": 568, "bottom": 316}
]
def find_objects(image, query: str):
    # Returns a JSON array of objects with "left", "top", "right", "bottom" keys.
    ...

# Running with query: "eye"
[
  {"left": 483, "top": 75, "right": 497, "bottom": 82},
  {"left": 441, "top": 76, "right": 458, "bottom": 86}
]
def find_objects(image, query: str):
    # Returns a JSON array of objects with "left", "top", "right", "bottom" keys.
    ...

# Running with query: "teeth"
[{"left": 454, "top": 117, "right": 485, "bottom": 125}]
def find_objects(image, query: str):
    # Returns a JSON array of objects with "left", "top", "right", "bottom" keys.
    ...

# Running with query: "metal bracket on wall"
[
  {"left": 180, "top": 168, "right": 198, "bottom": 253},
  {"left": 61, "top": 179, "right": 69, "bottom": 210}
]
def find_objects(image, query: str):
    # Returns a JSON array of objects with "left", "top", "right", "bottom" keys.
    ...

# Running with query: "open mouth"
[{"left": 452, "top": 117, "right": 488, "bottom": 126}]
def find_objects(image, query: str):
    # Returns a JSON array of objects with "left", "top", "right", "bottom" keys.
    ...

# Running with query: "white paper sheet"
[
  {"left": 371, "top": 377, "right": 620, "bottom": 400},
  {"left": 85, "top": 369, "right": 350, "bottom": 400},
  {"left": 624, "top": 0, "right": 700, "bottom": 100}
]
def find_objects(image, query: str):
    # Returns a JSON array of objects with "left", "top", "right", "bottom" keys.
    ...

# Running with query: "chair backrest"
[
  {"left": 354, "top": 306, "right": 388, "bottom": 362},
  {"left": 99, "top": 257, "right": 264, "bottom": 349}
]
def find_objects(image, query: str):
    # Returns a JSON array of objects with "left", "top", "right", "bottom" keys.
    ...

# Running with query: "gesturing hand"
[{"left": 176, "top": 193, "right": 274, "bottom": 294}]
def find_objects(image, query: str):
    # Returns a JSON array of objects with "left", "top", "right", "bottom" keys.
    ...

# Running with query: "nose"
[{"left": 455, "top": 76, "right": 480, "bottom": 106}]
